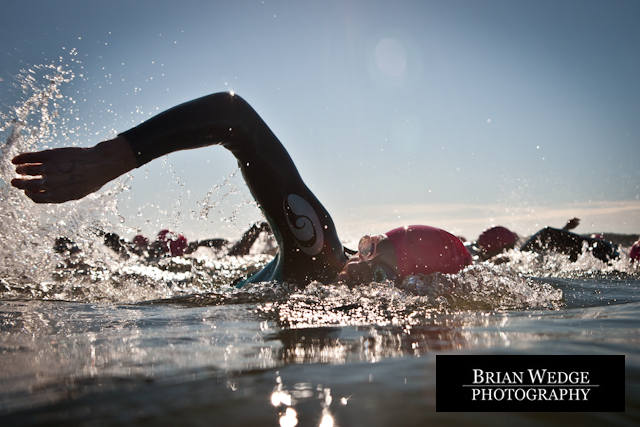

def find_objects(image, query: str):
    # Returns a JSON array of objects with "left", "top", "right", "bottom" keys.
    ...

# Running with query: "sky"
[{"left": 1, "top": 0, "right": 639, "bottom": 241}]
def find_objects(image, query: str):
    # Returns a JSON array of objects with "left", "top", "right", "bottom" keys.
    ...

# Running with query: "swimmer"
[
  {"left": 467, "top": 218, "right": 619, "bottom": 263},
  {"left": 12, "top": 93, "right": 471, "bottom": 286},
  {"left": 520, "top": 218, "right": 619, "bottom": 262},
  {"left": 184, "top": 221, "right": 273, "bottom": 255},
  {"left": 630, "top": 240, "right": 640, "bottom": 262},
  {"left": 227, "top": 221, "right": 273, "bottom": 256},
  {"left": 465, "top": 226, "right": 519, "bottom": 261}
]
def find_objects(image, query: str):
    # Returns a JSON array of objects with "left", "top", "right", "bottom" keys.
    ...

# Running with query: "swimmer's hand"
[
  {"left": 11, "top": 136, "right": 136, "bottom": 203},
  {"left": 562, "top": 217, "right": 580, "bottom": 231},
  {"left": 338, "top": 257, "right": 374, "bottom": 285}
]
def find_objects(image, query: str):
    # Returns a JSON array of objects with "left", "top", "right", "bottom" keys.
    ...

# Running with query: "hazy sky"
[{"left": 1, "top": 0, "right": 639, "bottom": 241}]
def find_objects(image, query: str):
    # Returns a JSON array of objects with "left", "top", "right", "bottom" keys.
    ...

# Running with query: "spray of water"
[{"left": 0, "top": 61, "right": 142, "bottom": 298}]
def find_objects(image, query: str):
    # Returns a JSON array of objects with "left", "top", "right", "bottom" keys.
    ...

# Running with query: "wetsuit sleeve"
[{"left": 119, "top": 93, "right": 347, "bottom": 283}]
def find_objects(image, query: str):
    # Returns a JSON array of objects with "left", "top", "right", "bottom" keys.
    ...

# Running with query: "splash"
[
  {"left": 491, "top": 246, "right": 640, "bottom": 279},
  {"left": 0, "top": 60, "right": 128, "bottom": 289},
  {"left": 254, "top": 264, "right": 563, "bottom": 329}
]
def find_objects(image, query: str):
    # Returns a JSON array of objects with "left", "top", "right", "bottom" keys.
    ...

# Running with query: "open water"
[{"left": 1, "top": 62, "right": 639, "bottom": 427}]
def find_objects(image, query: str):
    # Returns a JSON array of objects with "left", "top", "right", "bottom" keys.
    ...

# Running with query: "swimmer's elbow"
[{"left": 204, "top": 91, "right": 250, "bottom": 110}]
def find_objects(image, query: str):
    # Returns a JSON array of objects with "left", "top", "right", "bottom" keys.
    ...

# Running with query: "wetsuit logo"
[{"left": 284, "top": 194, "right": 324, "bottom": 256}]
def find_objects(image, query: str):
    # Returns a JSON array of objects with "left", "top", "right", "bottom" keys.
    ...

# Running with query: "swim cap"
[
  {"left": 385, "top": 225, "right": 471, "bottom": 277},
  {"left": 157, "top": 229, "right": 188, "bottom": 256},
  {"left": 477, "top": 226, "right": 518, "bottom": 258},
  {"left": 169, "top": 234, "right": 187, "bottom": 256},
  {"left": 630, "top": 240, "right": 640, "bottom": 262},
  {"left": 133, "top": 234, "right": 149, "bottom": 248}
]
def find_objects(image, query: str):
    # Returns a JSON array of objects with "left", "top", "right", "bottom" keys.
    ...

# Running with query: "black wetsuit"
[
  {"left": 521, "top": 227, "right": 619, "bottom": 262},
  {"left": 119, "top": 93, "right": 348, "bottom": 286}
]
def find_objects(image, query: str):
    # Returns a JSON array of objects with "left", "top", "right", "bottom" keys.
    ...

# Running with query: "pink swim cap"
[
  {"left": 169, "top": 234, "right": 187, "bottom": 256},
  {"left": 133, "top": 234, "right": 149, "bottom": 247},
  {"left": 385, "top": 225, "right": 472, "bottom": 277},
  {"left": 630, "top": 240, "right": 640, "bottom": 262},
  {"left": 157, "top": 229, "right": 188, "bottom": 256},
  {"left": 477, "top": 226, "right": 518, "bottom": 258}
]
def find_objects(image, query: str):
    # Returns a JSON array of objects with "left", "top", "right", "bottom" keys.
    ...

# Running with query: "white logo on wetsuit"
[{"left": 284, "top": 194, "right": 324, "bottom": 256}]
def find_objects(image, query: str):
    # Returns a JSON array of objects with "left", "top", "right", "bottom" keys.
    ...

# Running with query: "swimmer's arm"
[
  {"left": 562, "top": 217, "right": 580, "bottom": 231},
  {"left": 119, "top": 92, "right": 262, "bottom": 167},
  {"left": 11, "top": 136, "right": 136, "bottom": 203},
  {"left": 12, "top": 93, "right": 259, "bottom": 203}
]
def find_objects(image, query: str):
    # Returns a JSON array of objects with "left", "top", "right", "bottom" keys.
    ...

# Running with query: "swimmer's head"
[
  {"left": 339, "top": 225, "right": 471, "bottom": 284},
  {"left": 476, "top": 226, "right": 518, "bottom": 259},
  {"left": 156, "top": 229, "right": 188, "bottom": 256},
  {"left": 630, "top": 240, "right": 640, "bottom": 262},
  {"left": 339, "top": 234, "right": 396, "bottom": 284},
  {"left": 133, "top": 234, "right": 149, "bottom": 248},
  {"left": 169, "top": 234, "right": 188, "bottom": 256}
]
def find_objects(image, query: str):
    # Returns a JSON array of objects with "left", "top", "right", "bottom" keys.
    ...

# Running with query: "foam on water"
[{"left": 491, "top": 246, "right": 640, "bottom": 279}]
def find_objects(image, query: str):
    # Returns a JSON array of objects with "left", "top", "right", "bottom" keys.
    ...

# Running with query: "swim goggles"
[{"left": 358, "top": 234, "right": 387, "bottom": 261}]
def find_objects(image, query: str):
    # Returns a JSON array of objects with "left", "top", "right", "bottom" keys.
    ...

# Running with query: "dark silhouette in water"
[
  {"left": 520, "top": 217, "right": 619, "bottom": 262},
  {"left": 53, "top": 236, "right": 81, "bottom": 256},
  {"left": 227, "top": 222, "right": 272, "bottom": 256},
  {"left": 467, "top": 218, "right": 620, "bottom": 263},
  {"left": 186, "top": 238, "right": 227, "bottom": 253},
  {"left": 561, "top": 217, "right": 581, "bottom": 231},
  {"left": 53, "top": 221, "right": 274, "bottom": 262},
  {"left": 521, "top": 226, "right": 619, "bottom": 262}
]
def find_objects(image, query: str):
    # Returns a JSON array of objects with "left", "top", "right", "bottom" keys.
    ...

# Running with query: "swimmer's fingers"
[
  {"left": 12, "top": 147, "right": 101, "bottom": 203},
  {"left": 31, "top": 179, "right": 101, "bottom": 203},
  {"left": 13, "top": 148, "right": 88, "bottom": 174},
  {"left": 15, "top": 163, "right": 46, "bottom": 176},
  {"left": 13, "top": 139, "right": 136, "bottom": 204},
  {"left": 22, "top": 183, "right": 99, "bottom": 204},
  {"left": 37, "top": 169, "right": 89, "bottom": 187},
  {"left": 11, "top": 177, "right": 47, "bottom": 193},
  {"left": 12, "top": 167, "right": 101, "bottom": 203},
  {"left": 12, "top": 150, "right": 55, "bottom": 165},
  {"left": 11, "top": 178, "right": 61, "bottom": 203}
]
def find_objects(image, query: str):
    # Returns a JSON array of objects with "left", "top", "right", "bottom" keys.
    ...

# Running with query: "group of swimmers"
[
  {"left": 54, "top": 221, "right": 274, "bottom": 259},
  {"left": 10, "top": 92, "right": 639, "bottom": 288}
]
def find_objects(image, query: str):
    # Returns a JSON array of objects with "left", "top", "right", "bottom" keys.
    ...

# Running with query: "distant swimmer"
[
  {"left": 464, "top": 226, "right": 519, "bottom": 261},
  {"left": 467, "top": 218, "right": 619, "bottom": 263},
  {"left": 630, "top": 240, "right": 640, "bottom": 262},
  {"left": 226, "top": 221, "right": 273, "bottom": 256},
  {"left": 521, "top": 218, "right": 619, "bottom": 262},
  {"left": 12, "top": 93, "right": 471, "bottom": 286}
]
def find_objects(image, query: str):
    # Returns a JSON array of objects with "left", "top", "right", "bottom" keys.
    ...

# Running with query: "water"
[{"left": 1, "top": 63, "right": 639, "bottom": 426}]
